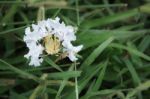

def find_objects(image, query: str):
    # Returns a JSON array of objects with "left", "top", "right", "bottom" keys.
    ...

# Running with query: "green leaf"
[
  {"left": 110, "top": 43, "right": 150, "bottom": 61},
  {"left": 44, "top": 57, "right": 63, "bottom": 71},
  {"left": 0, "top": 59, "right": 40, "bottom": 82},
  {"left": 66, "top": 63, "right": 103, "bottom": 99},
  {"left": 0, "top": 26, "right": 26, "bottom": 35},
  {"left": 92, "top": 60, "right": 108, "bottom": 91},
  {"left": 138, "top": 35, "right": 150, "bottom": 52},
  {"left": 82, "top": 61, "right": 108, "bottom": 99},
  {"left": 55, "top": 64, "right": 74, "bottom": 98},
  {"left": 77, "top": 29, "right": 148, "bottom": 49},
  {"left": 124, "top": 58, "right": 141, "bottom": 86},
  {"left": 126, "top": 80, "right": 150, "bottom": 99},
  {"left": 29, "top": 74, "right": 48, "bottom": 99},
  {"left": 90, "top": 89, "right": 116, "bottom": 96},
  {"left": 80, "top": 37, "right": 114, "bottom": 69},
  {"left": 47, "top": 71, "right": 81, "bottom": 79},
  {"left": 81, "top": 9, "right": 139, "bottom": 28},
  {"left": 10, "top": 91, "right": 27, "bottom": 99}
]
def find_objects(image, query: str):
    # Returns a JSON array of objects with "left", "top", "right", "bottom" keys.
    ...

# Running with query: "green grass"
[{"left": 0, "top": 0, "right": 150, "bottom": 99}]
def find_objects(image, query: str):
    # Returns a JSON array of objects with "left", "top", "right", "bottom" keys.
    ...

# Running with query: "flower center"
[{"left": 44, "top": 34, "right": 61, "bottom": 55}]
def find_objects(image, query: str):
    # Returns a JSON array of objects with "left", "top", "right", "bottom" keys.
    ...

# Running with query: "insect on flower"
[
  {"left": 23, "top": 17, "right": 83, "bottom": 66},
  {"left": 44, "top": 34, "right": 61, "bottom": 55}
]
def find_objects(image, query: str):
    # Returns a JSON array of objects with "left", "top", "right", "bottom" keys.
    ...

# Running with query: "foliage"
[{"left": 0, "top": 0, "right": 150, "bottom": 99}]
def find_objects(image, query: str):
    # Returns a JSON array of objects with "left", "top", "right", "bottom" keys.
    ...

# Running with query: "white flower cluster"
[{"left": 24, "top": 17, "right": 83, "bottom": 66}]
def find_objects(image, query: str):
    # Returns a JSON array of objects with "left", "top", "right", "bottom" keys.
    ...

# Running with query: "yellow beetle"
[{"left": 44, "top": 34, "right": 61, "bottom": 55}]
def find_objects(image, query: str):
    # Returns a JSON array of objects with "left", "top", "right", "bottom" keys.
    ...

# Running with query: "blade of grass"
[
  {"left": 10, "top": 91, "right": 27, "bottom": 99},
  {"left": 0, "top": 4, "right": 18, "bottom": 23},
  {"left": 81, "top": 9, "right": 139, "bottom": 28},
  {"left": 66, "top": 64, "right": 103, "bottom": 99},
  {"left": 124, "top": 58, "right": 141, "bottom": 86},
  {"left": 80, "top": 37, "right": 114, "bottom": 70},
  {"left": 81, "top": 61, "right": 108, "bottom": 99},
  {"left": 92, "top": 60, "right": 108, "bottom": 91},
  {"left": 124, "top": 58, "right": 142, "bottom": 99},
  {"left": 80, "top": 80, "right": 96, "bottom": 99},
  {"left": 0, "top": 59, "right": 40, "bottom": 82},
  {"left": 110, "top": 43, "right": 150, "bottom": 61},
  {"left": 126, "top": 80, "right": 150, "bottom": 99},
  {"left": 55, "top": 64, "right": 74, "bottom": 99},
  {"left": 29, "top": 74, "right": 48, "bottom": 99},
  {"left": 47, "top": 71, "right": 81, "bottom": 79},
  {"left": 0, "top": 26, "right": 26, "bottom": 35},
  {"left": 127, "top": 42, "right": 143, "bottom": 67},
  {"left": 138, "top": 35, "right": 150, "bottom": 52},
  {"left": 77, "top": 29, "right": 149, "bottom": 49},
  {"left": 103, "top": 0, "right": 114, "bottom": 15},
  {"left": 90, "top": 89, "right": 116, "bottom": 96},
  {"left": 44, "top": 57, "right": 63, "bottom": 71},
  {"left": 76, "top": 0, "right": 80, "bottom": 26},
  {"left": 116, "top": 23, "right": 144, "bottom": 31}
]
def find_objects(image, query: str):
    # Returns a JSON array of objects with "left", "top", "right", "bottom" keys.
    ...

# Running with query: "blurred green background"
[{"left": 0, "top": 0, "right": 150, "bottom": 99}]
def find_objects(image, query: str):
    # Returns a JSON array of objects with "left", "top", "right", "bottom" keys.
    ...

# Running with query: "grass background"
[{"left": 0, "top": 0, "right": 150, "bottom": 99}]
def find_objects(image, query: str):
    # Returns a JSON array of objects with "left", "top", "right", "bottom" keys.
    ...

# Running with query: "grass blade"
[
  {"left": 81, "top": 9, "right": 138, "bottom": 28},
  {"left": 80, "top": 37, "right": 114, "bottom": 69},
  {"left": 110, "top": 43, "right": 150, "bottom": 61},
  {"left": 0, "top": 59, "right": 40, "bottom": 82},
  {"left": 124, "top": 58, "right": 141, "bottom": 86},
  {"left": 47, "top": 71, "right": 81, "bottom": 79},
  {"left": 44, "top": 57, "right": 63, "bottom": 72}
]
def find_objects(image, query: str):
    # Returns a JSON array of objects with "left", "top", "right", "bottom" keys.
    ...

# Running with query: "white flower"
[
  {"left": 24, "top": 42, "right": 44, "bottom": 66},
  {"left": 24, "top": 17, "right": 83, "bottom": 66},
  {"left": 62, "top": 41, "right": 83, "bottom": 61}
]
